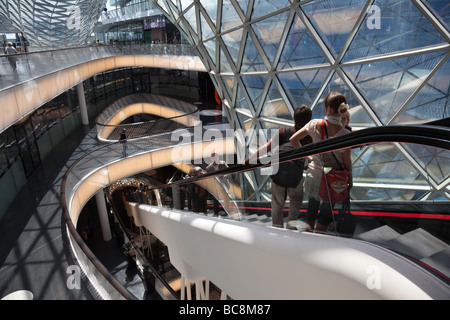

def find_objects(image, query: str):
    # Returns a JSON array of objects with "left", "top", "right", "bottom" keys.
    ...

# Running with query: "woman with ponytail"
[{"left": 290, "top": 92, "right": 353, "bottom": 233}]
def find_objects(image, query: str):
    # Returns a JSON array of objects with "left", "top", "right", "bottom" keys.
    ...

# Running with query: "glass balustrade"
[{"left": 0, "top": 44, "right": 197, "bottom": 91}]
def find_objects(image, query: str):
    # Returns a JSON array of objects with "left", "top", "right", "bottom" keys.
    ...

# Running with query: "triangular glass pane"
[
  {"left": 277, "top": 68, "right": 329, "bottom": 112},
  {"left": 352, "top": 143, "right": 429, "bottom": 199},
  {"left": 220, "top": 46, "right": 233, "bottom": 73},
  {"left": 278, "top": 13, "right": 329, "bottom": 70},
  {"left": 426, "top": 193, "right": 449, "bottom": 201},
  {"left": 240, "top": 74, "right": 268, "bottom": 110},
  {"left": 169, "top": 0, "right": 179, "bottom": 10},
  {"left": 343, "top": 0, "right": 448, "bottom": 62},
  {"left": 260, "top": 80, "right": 291, "bottom": 121},
  {"left": 221, "top": 0, "right": 243, "bottom": 33},
  {"left": 180, "top": 0, "right": 194, "bottom": 11},
  {"left": 343, "top": 52, "right": 445, "bottom": 125},
  {"left": 235, "top": 109, "right": 254, "bottom": 133},
  {"left": 235, "top": 0, "right": 249, "bottom": 16},
  {"left": 236, "top": 85, "right": 250, "bottom": 110},
  {"left": 251, "top": 10, "right": 290, "bottom": 66},
  {"left": 401, "top": 144, "right": 450, "bottom": 185},
  {"left": 221, "top": 28, "right": 244, "bottom": 68},
  {"left": 423, "top": 0, "right": 450, "bottom": 32},
  {"left": 200, "top": 11, "right": 215, "bottom": 41},
  {"left": 302, "top": 0, "right": 366, "bottom": 58},
  {"left": 315, "top": 72, "right": 375, "bottom": 127},
  {"left": 202, "top": 0, "right": 218, "bottom": 26},
  {"left": 220, "top": 74, "right": 235, "bottom": 98},
  {"left": 156, "top": 0, "right": 171, "bottom": 15},
  {"left": 241, "top": 33, "right": 268, "bottom": 72},
  {"left": 204, "top": 38, "right": 217, "bottom": 65},
  {"left": 393, "top": 54, "right": 449, "bottom": 124},
  {"left": 251, "top": 0, "right": 291, "bottom": 20},
  {"left": 184, "top": 4, "right": 198, "bottom": 35}
]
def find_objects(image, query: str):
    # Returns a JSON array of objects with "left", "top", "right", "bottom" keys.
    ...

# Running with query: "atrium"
[{"left": 0, "top": 0, "right": 449, "bottom": 301}]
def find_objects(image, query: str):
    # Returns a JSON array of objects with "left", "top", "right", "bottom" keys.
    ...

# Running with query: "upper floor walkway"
[{"left": 0, "top": 44, "right": 205, "bottom": 134}]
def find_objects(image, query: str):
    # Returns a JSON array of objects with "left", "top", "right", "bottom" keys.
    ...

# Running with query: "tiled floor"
[
  {"left": 0, "top": 123, "right": 158, "bottom": 300},
  {"left": 0, "top": 125, "right": 97, "bottom": 299}
]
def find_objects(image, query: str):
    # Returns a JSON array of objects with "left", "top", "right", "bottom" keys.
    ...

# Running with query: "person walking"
[
  {"left": 119, "top": 128, "right": 128, "bottom": 157},
  {"left": 5, "top": 42, "right": 18, "bottom": 72}
]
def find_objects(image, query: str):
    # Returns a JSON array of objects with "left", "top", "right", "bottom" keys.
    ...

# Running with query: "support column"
[
  {"left": 76, "top": 82, "right": 89, "bottom": 126},
  {"left": 172, "top": 185, "right": 181, "bottom": 209},
  {"left": 95, "top": 190, "right": 112, "bottom": 241}
]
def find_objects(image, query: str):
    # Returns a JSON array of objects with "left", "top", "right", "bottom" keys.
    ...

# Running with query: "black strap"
[{"left": 323, "top": 121, "right": 345, "bottom": 170}]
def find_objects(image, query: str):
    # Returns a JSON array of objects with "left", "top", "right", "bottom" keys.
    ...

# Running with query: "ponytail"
[{"left": 338, "top": 102, "right": 349, "bottom": 114}]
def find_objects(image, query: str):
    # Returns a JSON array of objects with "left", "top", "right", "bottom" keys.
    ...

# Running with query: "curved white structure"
[
  {"left": 132, "top": 204, "right": 450, "bottom": 300},
  {"left": 0, "top": 54, "right": 205, "bottom": 133},
  {"left": 96, "top": 94, "right": 200, "bottom": 142}
]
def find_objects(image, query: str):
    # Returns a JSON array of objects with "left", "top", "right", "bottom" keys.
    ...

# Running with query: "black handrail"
[{"left": 60, "top": 177, "right": 138, "bottom": 300}]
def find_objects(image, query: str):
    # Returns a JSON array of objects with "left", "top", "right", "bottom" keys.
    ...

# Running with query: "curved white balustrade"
[
  {"left": 132, "top": 204, "right": 450, "bottom": 300},
  {"left": 62, "top": 136, "right": 236, "bottom": 299},
  {"left": 67, "top": 138, "right": 236, "bottom": 226},
  {"left": 0, "top": 54, "right": 205, "bottom": 133},
  {"left": 96, "top": 93, "right": 200, "bottom": 142}
]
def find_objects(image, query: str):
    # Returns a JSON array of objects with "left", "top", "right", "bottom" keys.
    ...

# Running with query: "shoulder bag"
[{"left": 318, "top": 120, "right": 349, "bottom": 203}]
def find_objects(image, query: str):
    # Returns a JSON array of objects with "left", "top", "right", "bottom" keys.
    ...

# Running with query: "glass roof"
[
  {"left": 153, "top": 0, "right": 450, "bottom": 201},
  {"left": 0, "top": 0, "right": 107, "bottom": 47}
]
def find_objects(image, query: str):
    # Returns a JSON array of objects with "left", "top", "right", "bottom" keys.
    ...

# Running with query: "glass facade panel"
[
  {"left": 277, "top": 14, "right": 329, "bottom": 69},
  {"left": 261, "top": 80, "right": 291, "bottom": 121},
  {"left": 221, "top": 27, "right": 244, "bottom": 67},
  {"left": 344, "top": 0, "right": 448, "bottom": 62},
  {"left": 423, "top": 0, "right": 450, "bottom": 32},
  {"left": 251, "top": 0, "right": 291, "bottom": 20},
  {"left": 241, "top": 33, "right": 268, "bottom": 72},
  {"left": 302, "top": 0, "right": 366, "bottom": 59},
  {"left": 277, "top": 68, "right": 329, "bottom": 113},
  {"left": 240, "top": 74, "right": 268, "bottom": 110},
  {"left": 221, "top": 0, "right": 242, "bottom": 33},
  {"left": 0, "top": 0, "right": 107, "bottom": 47},
  {"left": 251, "top": 9, "right": 290, "bottom": 66}
]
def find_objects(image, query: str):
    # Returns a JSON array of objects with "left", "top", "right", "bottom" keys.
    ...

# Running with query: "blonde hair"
[
  {"left": 338, "top": 102, "right": 349, "bottom": 115},
  {"left": 341, "top": 108, "right": 350, "bottom": 123}
]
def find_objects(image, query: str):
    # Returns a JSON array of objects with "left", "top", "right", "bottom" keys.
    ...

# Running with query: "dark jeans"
[{"left": 306, "top": 197, "right": 335, "bottom": 226}]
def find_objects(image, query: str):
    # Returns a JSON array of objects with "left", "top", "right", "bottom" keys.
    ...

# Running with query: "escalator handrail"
[{"left": 153, "top": 122, "right": 450, "bottom": 190}]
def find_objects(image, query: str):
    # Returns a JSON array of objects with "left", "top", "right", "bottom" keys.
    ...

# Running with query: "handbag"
[{"left": 318, "top": 120, "right": 349, "bottom": 203}]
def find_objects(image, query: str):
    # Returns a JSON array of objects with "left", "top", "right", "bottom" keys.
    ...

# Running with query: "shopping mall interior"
[{"left": 0, "top": 0, "right": 449, "bottom": 301}]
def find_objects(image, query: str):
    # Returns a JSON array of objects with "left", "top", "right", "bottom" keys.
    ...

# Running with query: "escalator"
[{"left": 140, "top": 119, "right": 450, "bottom": 285}]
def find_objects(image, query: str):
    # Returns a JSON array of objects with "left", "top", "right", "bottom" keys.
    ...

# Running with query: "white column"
[
  {"left": 95, "top": 190, "right": 112, "bottom": 241},
  {"left": 76, "top": 82, "right": 89, "bottom": 126}
]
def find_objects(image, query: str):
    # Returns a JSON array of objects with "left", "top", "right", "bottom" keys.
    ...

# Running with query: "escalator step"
[
  {"left": 421, "top": 246, "right": 450, "bottom": 279},
  {"left": 384, "top": 228, "right": 448, "bottom": 261},
  {"left": 354, "top": 225, "right": 400, "bottom": 245}
]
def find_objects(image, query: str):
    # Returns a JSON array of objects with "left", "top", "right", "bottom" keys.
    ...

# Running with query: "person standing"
[
  {"left": 206, "top": 152, "right": 229, "bottom": 215},
  {"left": 244, "top": 105, "right": 312, "bottom": 229},
  {"left": 119, "top": 128, "right": 128, "bottom": 157},
  {"left": 290, "top": 92, "right": 353, "bottom": 233},
  {"left": 5, "top": 42, "right": 18, "bottom": 72}
]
